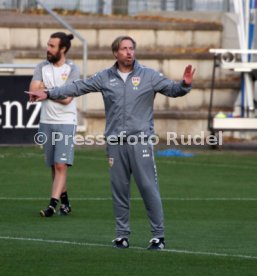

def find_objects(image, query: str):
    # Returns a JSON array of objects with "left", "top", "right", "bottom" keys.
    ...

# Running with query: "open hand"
[{"left": 183, "top": 65, "right": 196, "bottom": 85}]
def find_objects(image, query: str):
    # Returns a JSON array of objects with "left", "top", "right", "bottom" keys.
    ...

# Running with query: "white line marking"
[
  {"left": 0, "top": 197, "right": 257, "bottom": 201},
  {"left": 0, "top": 236, "right": 257, "bottom": 261},
  {"left": 5, "top": 153, "right": 257, "bottom": 170}
]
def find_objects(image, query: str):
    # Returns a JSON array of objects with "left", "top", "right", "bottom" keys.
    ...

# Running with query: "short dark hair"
[
  {"left": 50, "top": 32, "right": 74, "bottom": 53},
  {"left": 111, "top": 36, "right": 136, "bottom": 53}
]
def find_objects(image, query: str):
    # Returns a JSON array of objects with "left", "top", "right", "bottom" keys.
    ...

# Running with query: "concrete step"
[
  {"left": 0, "top": 10, "right": 222, "bottom": 31},
  {"left": 0, "top": 11, "right": 222, "bottom": 51}
]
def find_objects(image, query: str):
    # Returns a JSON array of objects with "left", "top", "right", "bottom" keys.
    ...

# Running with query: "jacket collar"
[{"left": 111, "top": 60, "right": 140, "bottom": 74}]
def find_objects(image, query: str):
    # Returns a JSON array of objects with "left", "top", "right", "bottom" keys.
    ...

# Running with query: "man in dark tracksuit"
[{"left": 28, "top": 36, "right": 195, "bottom": 250}]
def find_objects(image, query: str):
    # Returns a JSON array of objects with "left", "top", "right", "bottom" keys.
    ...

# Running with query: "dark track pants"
[{"left": 107, "top": 141, "right": 164, "bottom": 239}]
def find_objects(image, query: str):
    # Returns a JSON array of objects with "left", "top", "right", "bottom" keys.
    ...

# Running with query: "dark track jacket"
[{"left": 48, "top": 60, "right": 192, "bottom": 138}]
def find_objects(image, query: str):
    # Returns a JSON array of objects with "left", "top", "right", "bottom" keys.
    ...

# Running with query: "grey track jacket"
[{"left": 48, "top": 60, "right": 192, "bottom": 138}]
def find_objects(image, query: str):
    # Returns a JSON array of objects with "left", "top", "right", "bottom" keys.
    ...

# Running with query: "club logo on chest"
[{"left": 132, "top": 76, "right": 140, "bottom": 90}]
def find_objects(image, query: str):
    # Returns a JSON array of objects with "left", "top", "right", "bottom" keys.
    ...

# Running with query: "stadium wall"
[{"left": 0, "top": 10, "right": 244, "bottom": 143}]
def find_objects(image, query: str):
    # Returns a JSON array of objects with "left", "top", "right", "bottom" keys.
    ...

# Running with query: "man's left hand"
[{"left": 183, "top": 64, "right": 196, "bottom": 85}]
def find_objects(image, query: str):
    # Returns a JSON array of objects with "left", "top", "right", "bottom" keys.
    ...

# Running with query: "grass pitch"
[{"left": 0, "top": 146, "right": 257, "bottom": 275}]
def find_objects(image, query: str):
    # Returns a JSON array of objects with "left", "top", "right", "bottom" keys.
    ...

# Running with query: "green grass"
[{"left": 1, "top": 147, "right": 257, "bottom": 275}]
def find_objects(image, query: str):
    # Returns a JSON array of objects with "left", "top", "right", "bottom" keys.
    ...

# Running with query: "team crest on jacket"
[{"left": 132, "top": 76, "right": 140, "bottom": 90}]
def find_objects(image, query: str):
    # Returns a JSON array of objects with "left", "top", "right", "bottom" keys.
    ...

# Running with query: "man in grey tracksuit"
[{"left": 28, "top": 35, "right": 195, "bottom": 250}]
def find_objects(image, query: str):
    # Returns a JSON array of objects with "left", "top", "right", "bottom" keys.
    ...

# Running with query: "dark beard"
[{"left": 47, "top": 51, "right": 61, "bottom": 64}]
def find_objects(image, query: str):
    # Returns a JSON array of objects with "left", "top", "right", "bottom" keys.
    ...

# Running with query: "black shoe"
[
  {"left": 40, "top": 205, "right": 56, "bottom": 217},
  {"left": 59, "top": 204, "right": 71, "bottom": 216},
  {"left": 147, "top": 238, "right": 165, "bottom": 250},
  {"left": 112, "top": 238, "right": 129, "bottom": 249}
]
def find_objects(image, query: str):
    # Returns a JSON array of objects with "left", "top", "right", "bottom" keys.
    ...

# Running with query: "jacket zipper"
[
  {"left": 122, "top": 81, "right": 126, "bottom": 130},
  {"left": 115, "top": 70, "right": 133, "bottom": 133}
]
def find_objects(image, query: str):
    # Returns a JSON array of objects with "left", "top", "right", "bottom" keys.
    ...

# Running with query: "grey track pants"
[{"left": 107, "top": 141, "right": 164, "bottom": 239}]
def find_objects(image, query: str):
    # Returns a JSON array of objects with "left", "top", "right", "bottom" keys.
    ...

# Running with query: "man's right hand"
[{"left": 25, "top": 89, "right": 48, "bottom": 102}]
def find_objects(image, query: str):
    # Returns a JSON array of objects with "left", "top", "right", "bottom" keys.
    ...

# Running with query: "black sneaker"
[
  {"left": 40, "top": 205, "right": 56, "bottom": 217},
  {"left": 147, "top": 238, "right": 165, "bottom": 250},
  {"left": 59, "top": 204, "right": 71, "bottom": 216},
  {"left": 112, "top": 238, "right": 129, "bottom": 249}
]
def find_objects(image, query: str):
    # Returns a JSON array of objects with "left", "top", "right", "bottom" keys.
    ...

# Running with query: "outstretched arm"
[
  {"left": 153, "top": 64, "right": 196, "bottom": 98},
  {"left": 26, "top": 71, "right": 103, "bottom": 102}
]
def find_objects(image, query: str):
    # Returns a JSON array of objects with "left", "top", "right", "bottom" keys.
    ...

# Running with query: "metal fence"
[{"left": 0, "top": 0, "right": 233, "bottom": 14}]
